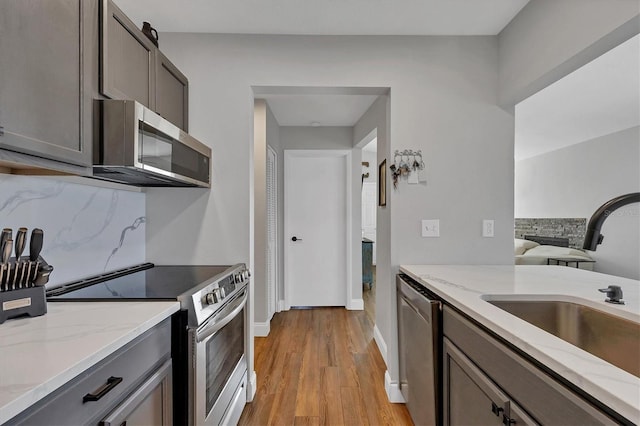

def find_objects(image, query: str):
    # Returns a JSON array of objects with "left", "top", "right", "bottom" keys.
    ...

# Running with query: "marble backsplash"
[{"left": 0, "top": 175, "right": 145, "bottom": 287}]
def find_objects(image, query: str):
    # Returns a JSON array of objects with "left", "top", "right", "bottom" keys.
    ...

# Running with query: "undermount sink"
[{"left": 485, "top": 298, "right": 640, "bottom": 378}]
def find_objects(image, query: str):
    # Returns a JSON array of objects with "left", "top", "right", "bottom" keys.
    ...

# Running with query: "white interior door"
[
  {"left": 285, "top": 151, "right": 347, "bottom": 307},
  {"left": 361, "top": 181, "right": 377, "bottom": 265}
]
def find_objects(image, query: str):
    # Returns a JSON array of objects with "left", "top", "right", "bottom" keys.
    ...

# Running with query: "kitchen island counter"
[
  {"left": 400, "top": 265, "right": 640, "bottom": 424},
  {"left": 0, "top": 301, "right": 179, "bottom": 424}
]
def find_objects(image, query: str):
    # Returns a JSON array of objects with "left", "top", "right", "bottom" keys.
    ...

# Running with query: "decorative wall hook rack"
[{"left": 390, "top": 149, "right": 425, "bottom": 188}]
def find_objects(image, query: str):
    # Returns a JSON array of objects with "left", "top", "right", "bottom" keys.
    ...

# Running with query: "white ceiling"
[
  {"left": 515, "top": 34, "right": 640, "bottom": 161},
  {"left": 262, "top": 94, "right": 379, "bottom": 127},
  {"left": 114, "top": 0, "right": 637, "bottom": 155},
  {"left": 113, "top": 0, "right": 528, "bottom": 36}
]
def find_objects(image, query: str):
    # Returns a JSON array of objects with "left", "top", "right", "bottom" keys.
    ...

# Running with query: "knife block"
[
  {"left": 0, "top": 286, "right": 47, "bottom": 324},
  {"left": 0, "top": 256, "right": 52, "bottom": 324}
]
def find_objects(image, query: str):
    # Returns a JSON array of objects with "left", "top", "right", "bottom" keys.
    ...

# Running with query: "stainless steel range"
[{"left": 47, "top": 262, "right": 250, "bottom": 426}]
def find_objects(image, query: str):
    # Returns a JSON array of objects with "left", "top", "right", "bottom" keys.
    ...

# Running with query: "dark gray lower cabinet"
[
  {"left": 444, "top": 338, "right": 536, "bottom": 425},
  {"left": 5, "top": 319, "right": 172, "bottom": 426},
  {"left": 0, "top": 0, "right": 98, "bottom": 170},
  {"left": 443, "top": 306, "right": 620, "bottom": 425},
  {"left": 99, "top": 359, "right": 172, "bottom": 426}
]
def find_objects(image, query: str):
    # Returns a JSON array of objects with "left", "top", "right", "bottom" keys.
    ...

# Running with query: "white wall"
[
  {"left": 0, "top": 175, "right": 145, "bottom": 287},
  {"left": 253, "top": 100, "right": 268, "bottom": 325},
  {"left": 362, "top": 150, "right": 377, "bottom": 184},
  {"left": 515, "top": 126, "right": 640, "bottom": 279},
  {"left": 498, "top": 0, "right": 639, "bottom": 108},
  {"left": 353, "top": 95, "right": 394, "bottom": 375},
  {"left": 146, "top": 34, "right": 514, "bottom": 388}
]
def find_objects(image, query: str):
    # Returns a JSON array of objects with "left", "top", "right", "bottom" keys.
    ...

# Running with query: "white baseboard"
[
  {"left": 347, "top": 298, "right": 364, "bottom": 310},
  {"left": 385, "top": 370, "right": 405, "bottom": 403},
  {"left": 278, "top": 300, "right": 287, "bottom": 311},
  {"left": 254, "top": 321, "right": 270, "bottom": 337},
  {"left": 373, "top": 324, "right": 387, "bottom": 366},
  {"left": 247, "top": 370, "right": 257, "bottom": 402}
]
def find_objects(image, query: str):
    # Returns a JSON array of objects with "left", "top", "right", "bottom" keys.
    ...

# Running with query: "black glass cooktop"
[{"left": 46, "top": 264, "right": 232, "bottom": 301}]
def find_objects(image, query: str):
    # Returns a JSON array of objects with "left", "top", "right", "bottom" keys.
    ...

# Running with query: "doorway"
[{"left": 359, "top": 134, "right": 378, "bottom": 320}]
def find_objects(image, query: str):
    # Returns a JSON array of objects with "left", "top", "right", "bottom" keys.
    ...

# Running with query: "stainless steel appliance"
[
  {"left": 396, "top": 273, "right": 441, "bottom": 425},
  {"left": 47, "top": 262, "right": 250, "bottom": 425},
  {"left": 94, "top": 100, "right": 211, "bottom": 187}
]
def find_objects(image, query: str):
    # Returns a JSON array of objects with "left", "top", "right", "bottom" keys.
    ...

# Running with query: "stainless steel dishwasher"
[{"left": 397, "top": 273, "right": 442, "bottom": 426}]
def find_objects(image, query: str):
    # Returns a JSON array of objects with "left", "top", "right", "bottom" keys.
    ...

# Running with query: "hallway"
[{"left": 239, "top": 293, "right": 412, "bottom": 425}]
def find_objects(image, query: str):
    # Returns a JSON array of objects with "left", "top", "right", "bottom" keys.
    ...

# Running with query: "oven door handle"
[{"left": 196, "top": 290, "right": 247, "bottom": 343}]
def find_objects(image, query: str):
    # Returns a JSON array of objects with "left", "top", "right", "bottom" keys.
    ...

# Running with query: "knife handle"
[
  {"left": 2, "top": 239, "right": 12, "bottom": 264},
  {"left": 0, "top": 228, "right": 13, "bottom": 253},
  {"left": 1, "top": 228, "right": 11, "bottom": 247},
  {"left": 29, "top": 228, "right": 44, "bottom": 261},
  {"left": 15, "top": 227, "right": 27, "bottom": 260}
]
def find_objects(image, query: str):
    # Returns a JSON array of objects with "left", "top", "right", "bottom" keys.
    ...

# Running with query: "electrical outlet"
[
  {"left": 422, "top": 219, "right": 440, "bottom": 237},
  {"left": 483, "top": 220, "right": 494, "bottom": 237}
]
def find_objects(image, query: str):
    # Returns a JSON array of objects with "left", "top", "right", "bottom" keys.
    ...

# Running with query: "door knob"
[{"left": 291, "top": 236, "right": 303, "bottom": 242}]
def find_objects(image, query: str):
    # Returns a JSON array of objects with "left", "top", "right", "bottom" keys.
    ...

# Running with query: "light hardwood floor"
[{"left": 239, "top": 282, "right": 413, "bottom": 425}]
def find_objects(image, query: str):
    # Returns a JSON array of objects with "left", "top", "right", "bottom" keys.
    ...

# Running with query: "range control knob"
[
  {"left": 205, "top": 291, "right": 218, "bottom": 305},
  {"left": 205, "top": 288, "right": 223, "bottom": 305}
]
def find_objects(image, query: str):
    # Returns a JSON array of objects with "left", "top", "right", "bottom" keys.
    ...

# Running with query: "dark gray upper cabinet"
[
  {"left": 0, "top": 0, "right": 98, "bottom": 169},
  {"left": 101, "top": 0, "right": 189, "bottom": 132},
  {"left": 101, "top": 0, "right": 156, "bottom": 110},
  {"left": 156, "top": 51, "right": 189, "bottom": 132}
]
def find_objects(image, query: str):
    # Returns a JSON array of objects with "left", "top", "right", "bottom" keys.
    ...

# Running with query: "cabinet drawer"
[
  {"left": 6, "top": 319, "right": 171, "bottom": 426},
  {"left": 443, "top": 306, "right": 618, "bottom": 425}
]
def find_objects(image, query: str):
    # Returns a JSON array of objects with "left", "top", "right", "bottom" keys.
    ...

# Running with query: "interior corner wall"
[
  {"left": 498, "top": 0, "right": 640, "bottom": 108},
  {"left": 515, "top": 126, "right": 640, "bottom": 280}
]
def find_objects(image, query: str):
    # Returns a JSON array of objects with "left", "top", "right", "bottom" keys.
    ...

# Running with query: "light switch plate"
[
  {"left": 422, "top": 219, "right": 440, "bottom": 237},
  {"left": 483, "top": 219, "right": 494, "bottom": 237}
]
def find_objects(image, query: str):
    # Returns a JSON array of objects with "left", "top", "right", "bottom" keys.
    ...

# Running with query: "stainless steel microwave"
[{"left": 93, "top": 100, "right": 211, "bottom": 187}]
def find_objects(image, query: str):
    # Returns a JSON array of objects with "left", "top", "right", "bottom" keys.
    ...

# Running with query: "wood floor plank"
[
  {"left": 239, "top": 300, "right": 413, "bottom": 426},
  {"left": 340, "top": 386, "right": 370, "bottom": 426},
  {"left": 293, "top": 416, "right": 320, "bottom": 426},
  {"left": 319, "top": 366, "right": 345, "bottom": 426},
  {"left": 267, "top": 351, "right": 303, "bottom": 425},
  {"left": 295, "top": 327, "right": 320, "bottom": 416}
]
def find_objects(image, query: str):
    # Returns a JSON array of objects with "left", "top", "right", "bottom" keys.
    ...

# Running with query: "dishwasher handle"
[{"left": 397, "top": 274, "right": 441, "bottom": 319}]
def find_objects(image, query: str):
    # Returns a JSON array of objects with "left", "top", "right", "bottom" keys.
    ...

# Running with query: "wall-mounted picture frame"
[{"left": 378, "top": 159, "right": 386, "bottom": 207}]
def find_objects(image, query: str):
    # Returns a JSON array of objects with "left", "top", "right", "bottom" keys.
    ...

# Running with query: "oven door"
[{"left": 189, "top": 287, "right": 248, "bottom": 426}]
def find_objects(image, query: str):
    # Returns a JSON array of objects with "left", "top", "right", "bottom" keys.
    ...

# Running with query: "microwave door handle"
[{"left": 196, "top": 290, "right": 248, "bottom": 343}]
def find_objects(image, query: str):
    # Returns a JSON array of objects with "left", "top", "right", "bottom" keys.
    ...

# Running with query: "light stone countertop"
[
  {"left": 0, "top": 301, "right": 180, "bottom": 424},
  {"left": 399, "top": 265, "right": 640, "bottom": 424}
]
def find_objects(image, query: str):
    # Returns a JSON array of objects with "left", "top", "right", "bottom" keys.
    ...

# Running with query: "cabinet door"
[
  {"left": 100, "top": 359, "right": 173, "bottom": 426},
  {"left": 444, "top": 338, "right": 538, "bottom": 426},
  {"left": 101, "top": 0, "right": 155, "bottom": 109},
  {"left": 155, "top": 50, "right": 189, "bottom": 131},
  {"left": 0, "top": 0, "right": 92, "bottom": 167}
]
